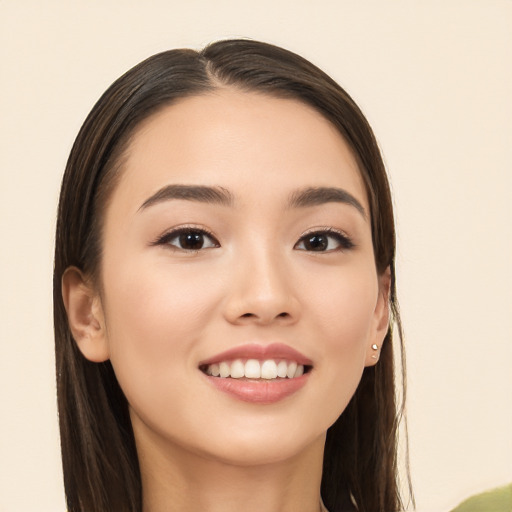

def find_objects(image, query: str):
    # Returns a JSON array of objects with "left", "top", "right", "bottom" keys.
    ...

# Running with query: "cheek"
[
  {"left": 100, "top": 258, "right": 224, "bottom": 411},
  {"left": 307, "top": 264, "right": 378, "bottom": 347},
  {"left": 104, "top": 256, "right": 223, "bottom": 340},
  {"left": 302, "top": 265, "right": 378, "bottom": 419}
]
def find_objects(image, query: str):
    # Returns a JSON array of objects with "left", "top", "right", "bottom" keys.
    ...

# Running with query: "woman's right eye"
[{"left": 155, "top": 228, "right": 219, "bottom": 252}]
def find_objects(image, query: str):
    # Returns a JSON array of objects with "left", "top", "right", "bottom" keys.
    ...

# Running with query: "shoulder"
[{"left": 450, "top": 483, "right": 512, "bottom": 512}]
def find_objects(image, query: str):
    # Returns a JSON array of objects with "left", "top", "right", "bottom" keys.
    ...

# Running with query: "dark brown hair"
[{"left": 54, "top": 39, "right": 411, "bottom": 512}]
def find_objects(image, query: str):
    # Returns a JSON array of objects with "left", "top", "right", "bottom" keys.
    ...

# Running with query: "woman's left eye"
[
  {"left": 155, "top": 228, "right": 219, "bottom": 252},
  {"left": 294, "top": 230, "right": 354, "bottom": 252}
]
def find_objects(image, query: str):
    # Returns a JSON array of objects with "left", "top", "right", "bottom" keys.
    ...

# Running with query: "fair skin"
[{"left": 63, "top": 89, "right": 390, "bottom": 512}]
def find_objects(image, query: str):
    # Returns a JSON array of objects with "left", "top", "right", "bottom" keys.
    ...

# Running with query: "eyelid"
[
  {"left": 150, "top": 225, "right": 220, "bottom": 249},
  {"left": 295, "top": 227, "right": 355, "bottom": 251}
]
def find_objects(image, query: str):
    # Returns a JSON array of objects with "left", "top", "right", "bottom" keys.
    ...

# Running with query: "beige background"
[{"left": 1, "top": 1, "right": 511, "bottom": 511}]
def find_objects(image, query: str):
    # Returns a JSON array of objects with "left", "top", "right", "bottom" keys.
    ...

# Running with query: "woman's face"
[{"left": 91, "top": 89, "right": 389, "bottom": 465}]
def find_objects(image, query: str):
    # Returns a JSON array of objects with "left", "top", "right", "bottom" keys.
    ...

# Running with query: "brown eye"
[
  {"left": 179, "top": 232, "right": 206, "bottom": 250},
  {"left": 302, "top": 234, "right": 329, "bottom": 251},
  {"left": 295, "top": 230, "right": 354, "bottom": 252},
  {"left": 157, "top": 228, "right": 219, "bottom": 252}
]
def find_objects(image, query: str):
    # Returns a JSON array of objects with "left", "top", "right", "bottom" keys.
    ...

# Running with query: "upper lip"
[{"left": 198, "top": 343, "right": 313, "bottom": 367}]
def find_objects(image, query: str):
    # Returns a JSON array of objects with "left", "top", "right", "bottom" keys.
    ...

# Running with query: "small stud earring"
[{"left": 371, "top": 343, "right": 379, "bottom": 359}]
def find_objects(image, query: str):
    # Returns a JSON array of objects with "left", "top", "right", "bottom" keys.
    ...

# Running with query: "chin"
[{"left": 191, "top": 420, "right": 327, "bottom": 468}]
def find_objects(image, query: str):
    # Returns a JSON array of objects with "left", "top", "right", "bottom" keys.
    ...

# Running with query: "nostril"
[{"left": 231, "top": 310, "right": 295, "bottom": 325}]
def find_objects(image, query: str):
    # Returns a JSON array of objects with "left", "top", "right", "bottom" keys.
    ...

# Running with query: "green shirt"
[{"left": 451, "top": 484, "right": 512, "bottom": 512}]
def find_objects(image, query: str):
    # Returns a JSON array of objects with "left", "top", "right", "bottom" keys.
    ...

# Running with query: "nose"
[{"left": 222, "top": 246, "right": 300, "bottom": 326}]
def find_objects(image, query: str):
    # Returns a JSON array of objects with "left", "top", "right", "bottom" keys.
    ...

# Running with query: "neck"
[{"left": 135, "top": 426, "right": 325, "bottom": 512}]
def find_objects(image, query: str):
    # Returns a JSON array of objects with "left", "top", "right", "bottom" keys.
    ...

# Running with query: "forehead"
[{"left": 114, "top": 89, "right": 368, "bottom": 212}]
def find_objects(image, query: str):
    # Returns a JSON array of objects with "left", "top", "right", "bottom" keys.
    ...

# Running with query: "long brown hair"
[{"left": 54, "top": 39, "right": 411, "bottom": 512}]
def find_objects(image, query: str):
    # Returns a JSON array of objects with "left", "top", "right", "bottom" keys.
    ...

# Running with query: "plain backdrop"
[{"left": 1, "top": 1, "right": 511, "bottom": 511}]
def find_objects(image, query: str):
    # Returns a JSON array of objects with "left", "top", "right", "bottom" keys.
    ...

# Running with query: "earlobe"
[
  {"left": 61, "top": 267, "right": 110, "bottom": 362},
  {"left": 365, "top": 267, "right": 391, "bottom": 367}
]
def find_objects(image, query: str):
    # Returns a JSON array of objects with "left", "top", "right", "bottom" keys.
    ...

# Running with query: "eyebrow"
[
  {"left": 288, "top": 187, "right": 367, "bottom": 219},
  {"left": 138, "top": 183, "right": 366, "bottom": 219},
  {"left": 139, "top": 184, "right": 234, "bottom": 211}
]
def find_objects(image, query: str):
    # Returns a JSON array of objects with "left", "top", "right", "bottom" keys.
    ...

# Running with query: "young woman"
[{"left": 54, "top": 39, "right": 409, "bottom": 512}]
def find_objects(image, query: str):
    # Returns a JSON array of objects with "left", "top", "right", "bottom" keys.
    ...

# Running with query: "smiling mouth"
[{"left": 199, "top": 359, "right": 313, "bottom": 380}]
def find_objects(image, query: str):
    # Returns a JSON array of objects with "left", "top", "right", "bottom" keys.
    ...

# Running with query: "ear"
[
  {"left": 61, "top": 266, "right": 110, "bottom": 362},
  {"left": 365, "top": 266, "right": 391, "bottom": 367}
]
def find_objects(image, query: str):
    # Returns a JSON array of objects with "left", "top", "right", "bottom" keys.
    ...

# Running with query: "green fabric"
[{"left": 451, "top": 484, "right": 512, "bottom": 512}]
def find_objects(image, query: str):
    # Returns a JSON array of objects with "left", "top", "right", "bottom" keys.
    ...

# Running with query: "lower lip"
[{"left": 203, "top": 373, "right": 310, "bottom": 404}]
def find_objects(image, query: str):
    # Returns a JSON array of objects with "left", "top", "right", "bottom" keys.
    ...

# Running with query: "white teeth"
[
  {"left": 276, "top": 360, "right": 288, "bottom": 378},
  {"left": 286, "top": 361, "right": 297, "bottom": 379},
  {"left": 244, "top": 359, "right": 261, "bottom": 379},
  {"left": 204, "top": 359, "right": 308, "bottom": 380},
  {"left": 219, "top": 362, "right": 230, "bottom": 378},
  {"left": 230, "top": 359, "right": 245, "bottom": 379},
  {"left": 210, "top": 363, "right": 220, "bottom": 377},
  {"left": 261, "top": 360, "right": 278, "bottom": 379}
]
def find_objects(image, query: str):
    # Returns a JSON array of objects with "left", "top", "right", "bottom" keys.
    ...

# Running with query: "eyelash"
[
  {"left": 152, "top": 226, "right": 220, "bottom": 253},
  {"left": 294, "top": 228, "right": 355, "bottom": 252},
  {"left": 152, "top": 226, "right": 355, "bottom": 253}
]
